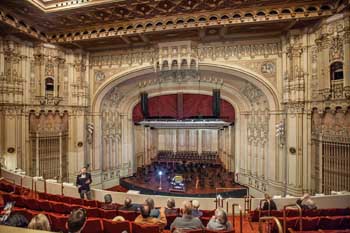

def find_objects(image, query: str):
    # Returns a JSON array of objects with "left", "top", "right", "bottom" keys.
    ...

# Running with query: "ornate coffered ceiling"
[{"left": 0, "top": 0, "right": 348, "bottom": 50}]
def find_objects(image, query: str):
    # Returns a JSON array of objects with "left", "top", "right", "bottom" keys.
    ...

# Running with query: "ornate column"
[
  {"left": 197, "top": 129, "right": 202, "bottom": 155},
  {"left": 343, "top": 29, "right": 350, "bottom": 89}
]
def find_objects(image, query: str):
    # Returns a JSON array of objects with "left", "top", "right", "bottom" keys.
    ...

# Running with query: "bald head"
[{"left": 182, "top": 201, "right": 193, "bottom": 215}]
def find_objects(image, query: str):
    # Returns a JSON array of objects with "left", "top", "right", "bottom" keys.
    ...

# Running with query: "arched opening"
[
  {"left": 45, "top": 77, "right": 54, "bottom": 95},
  {"left": 330, "top": 62, "right": 344, "bottom": 98}
]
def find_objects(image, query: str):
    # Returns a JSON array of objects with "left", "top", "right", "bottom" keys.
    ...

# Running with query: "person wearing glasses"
[{"left": 76, "top": 167, "right": 92, "bottom": 200}]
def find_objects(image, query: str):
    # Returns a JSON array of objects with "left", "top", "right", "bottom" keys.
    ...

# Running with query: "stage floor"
[{"left": 119, "top": 175, "right": 248, "bottom": 198}]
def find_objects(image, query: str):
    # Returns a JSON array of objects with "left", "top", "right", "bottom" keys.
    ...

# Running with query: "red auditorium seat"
[
  {"left": 118, "top": 210, "right": 138, "bottom": 221},
  {"left": 286, "top": 209, "right": 300, "bottom": 217},
  {"left": 0, "top": 192, "right": 12, "bottom": 203},
  {"left": 99, "top": 208, "right": 117, "bottom": 219},
  {"left": 103, "top": 219, "right": 131, "bottom": 233},
  {"left": 84, "top": 206, "right": 100, "bottom": 218},
  {"left": 47, "top": 213, "right": 68, "bottom": 233},
  {"left": 47, "top": 193, "right": 61, "bottom": 202},
  {"left": 25, "top": 198, "right": 41, "bottom": 211},
  {"left": 67, "top": 204, "right": 82, "bottom": 213},
  {"left": 37, "top": 199, "right": 53, "bottom": 212},
  {"left": 300, "top": 217, "right": 320, "bottom": 231},
  {"left": 52, "top": 202, "right": 70, "bottom": 214},
  {"left": 341, "top": 216, "right": 350, "bottom": 229},
  {"left": 12, "top": 195, "right": 26, "bottom": 208},
  {"left": 81, "top": 218, "right": 103, "bottom": 233},
  {"left": 303, "top": 209, "right": 321, "bottom": 217},
  {"left": 70, "top": 197, "right": 83, "bottom": 205},
  {"left": 204, "top": 230, "right": 234, "bottom": 233},
  {"left": 84, "top": 199, "right": 98, "bottom": 207},
  {"left": 319, "top": 216, "right": 344, "bottom": 230},
  {"left": 62, "top": 195, "right": 73, "bottom": 204},
  {"left": 182, "top": 229, "right": 204, "bottom": 233},
  {"left": 200, "top": 216, "right": 211, "bottom": 226},
  {"left": 37, "top": 192, "right": 47, "bottom": 200},
  {"left": 131, "top": 222, "right": 159, "bottom": 233},
  {"left": 202, "top": 209, "right": 215, "bottom": 217},
  {"left": 165, "top": 214, "right": 178, "bottom": 229}
]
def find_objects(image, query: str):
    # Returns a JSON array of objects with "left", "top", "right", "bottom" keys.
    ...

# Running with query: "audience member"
[
  {"left": 27, "top": 213, "right": 51, "bottom": 231},
  {"left": 170, "top": 201, "right": 204, "bottom": 231},
  {"left": 165, "top": 198, "right": 178, "bottom": 215},
  {"left": 296, "top": 193, "right": 317, "bottom": 210},
  {"left": 145, "top": 197, "right": 160, "bottom": 217},
  {"left": 207, "top": 208, "right": 232, "bottom": 231},
  {"left": 134, "top": 205, "right": 167, "bottom": 230},
  {"left": 76, "top": 167, "right": 92, "bottom": 200},
  {"left": 119, "top": 198, "right": 138, "bottom": 211},
  {"left": 112, "top": 216, "right": 126, "bottom": 222},
  {"left": 101, "top": 194, "right": 117, "bottom": 210},
  {"left": 67, "top": 208, "right": 87, "bottom": 233},
  {"left": 262, "top": 193, "right": 277, "bottom": 210},
  {"left": 191, "top": 200, "right": 203, "bottom": 217},
  {"left": 3, "top": 213, "right": 28, "bottom": 228}
]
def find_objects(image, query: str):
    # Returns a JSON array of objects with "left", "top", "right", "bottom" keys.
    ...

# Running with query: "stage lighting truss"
[{"left": 138, "top": 119, "right": 231, "bottom": 129}]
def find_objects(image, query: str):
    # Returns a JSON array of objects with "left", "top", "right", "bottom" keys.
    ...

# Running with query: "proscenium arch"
[
  {"left": 92, "top": 63, "right": 281, "bottom": 114},
  {"left": 91, "top": 63, "right": 281, "bottom": 173}
]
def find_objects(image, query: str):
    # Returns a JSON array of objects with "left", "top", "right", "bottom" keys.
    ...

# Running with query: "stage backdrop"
[{"left": 158, "top": 128, "right": 218, "bottom": 152}]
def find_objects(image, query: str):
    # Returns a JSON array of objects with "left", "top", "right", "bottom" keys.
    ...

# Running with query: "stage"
[
  {"left": 119, "top": 162, "right": 248, "bottom": 198},
  {"left": 119, "top": 178, "right": 247, "bottom": 198}
]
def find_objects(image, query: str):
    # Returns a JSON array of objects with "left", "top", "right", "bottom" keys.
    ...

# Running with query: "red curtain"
[
  {"left": 182, "top": 94, "right": 212, "bottom": 118},
  {"left": 132, "top": 94, "right": 235, "bottom": 122}
]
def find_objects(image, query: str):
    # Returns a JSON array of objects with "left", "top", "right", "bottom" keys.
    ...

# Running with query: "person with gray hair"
[
  {"left": 170, "top": 200, "right": 204, "bottom": 231},
  {"left": 145, "top": 197, "right": 160, "bottom": 217},
  {"left": 206, "top": 208, "right": 233, "bottom": 231},
  {"left": 191, "top": 200, "right": 203, "bottom": 217},
  {"left": 296, "top": 193, "right": 317, "bottom": 210},
  {"left": 165, "top": 198, "right": 178, "bottom": 215}
]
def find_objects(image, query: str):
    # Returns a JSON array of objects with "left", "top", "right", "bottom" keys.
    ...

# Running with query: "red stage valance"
[{"left": 132, "top": 93, "right": 235, "bottom": 122}]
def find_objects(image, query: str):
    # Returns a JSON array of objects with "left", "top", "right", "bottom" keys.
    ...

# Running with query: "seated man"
[
  {"left": 145, "top": 197, "right": 160, "bottom": 217},
  {"left": 101, "top": 194, "right": 117, "bottom": 210},
  {"left": 119, "top": 198, "right": 139, "bottom": 211},
  {"left": 170, "top": 201, "right": 204, "bottom": 231},
  {"left": 207, "top": 208, "right": 232, "bottom": 231},
  {"left": 134, "top": 205, "right": 167, "bottom": 231},
  {"left": 191, "top": 200, "right": 203, "bottom": 218},
  {"left": 296, "top": 193, "right": 317, "bottom": 210},
  {"left": 67, "top": 208, "right": 87, "bottom": 233},
  {"left": 262, "top": 193, "right": 277, "bottom": 211}
]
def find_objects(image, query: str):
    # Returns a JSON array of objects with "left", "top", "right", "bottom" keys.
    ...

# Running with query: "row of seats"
[
  {"left": 249, "top": 208, "right": 350, "bottom": 222},
  {"left": 1, "top": 191, "right": 216, "bottom": 230},
  {"left": 38, "top": 192, "right": 107, "bottom": 208},
  {"left": 9, "top": 207, "right": 231, "bottom": 233},
  {"left": 270, "top": 216, "right": 350, "bottom": 233}
]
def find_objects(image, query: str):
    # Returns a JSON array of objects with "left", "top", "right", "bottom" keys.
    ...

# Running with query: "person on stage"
[{"left": 76, "top": 167, "right": 92, "bottom": 200}]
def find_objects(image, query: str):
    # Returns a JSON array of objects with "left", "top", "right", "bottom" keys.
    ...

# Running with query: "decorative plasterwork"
[
  {"left": 90, "top": 41, "right": 281, "bottom": 67},
  {"left": 48, "top": 7, "right": 332, "bottom": 44}
]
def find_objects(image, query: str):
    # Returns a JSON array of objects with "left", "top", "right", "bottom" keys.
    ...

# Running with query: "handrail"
[
  {"left": 231, "top": 203, "right": 243, "bottom": 233},
  {"left": 258, "top": 199, "right": 271, "bottom": 219},
  {"left": 283, "top": 204, "right": 302, "bottom": 233},
  {"left": 244, "top": 195, "right": 252, "bottom": 214},
  {"left": 259, "top": 216, "right": 283, "bottom": 233}
]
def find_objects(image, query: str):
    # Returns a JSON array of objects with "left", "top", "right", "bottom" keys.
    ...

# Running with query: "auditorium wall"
[{"left": 0, "top": 12, "right": 349, "bottom": 196}]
